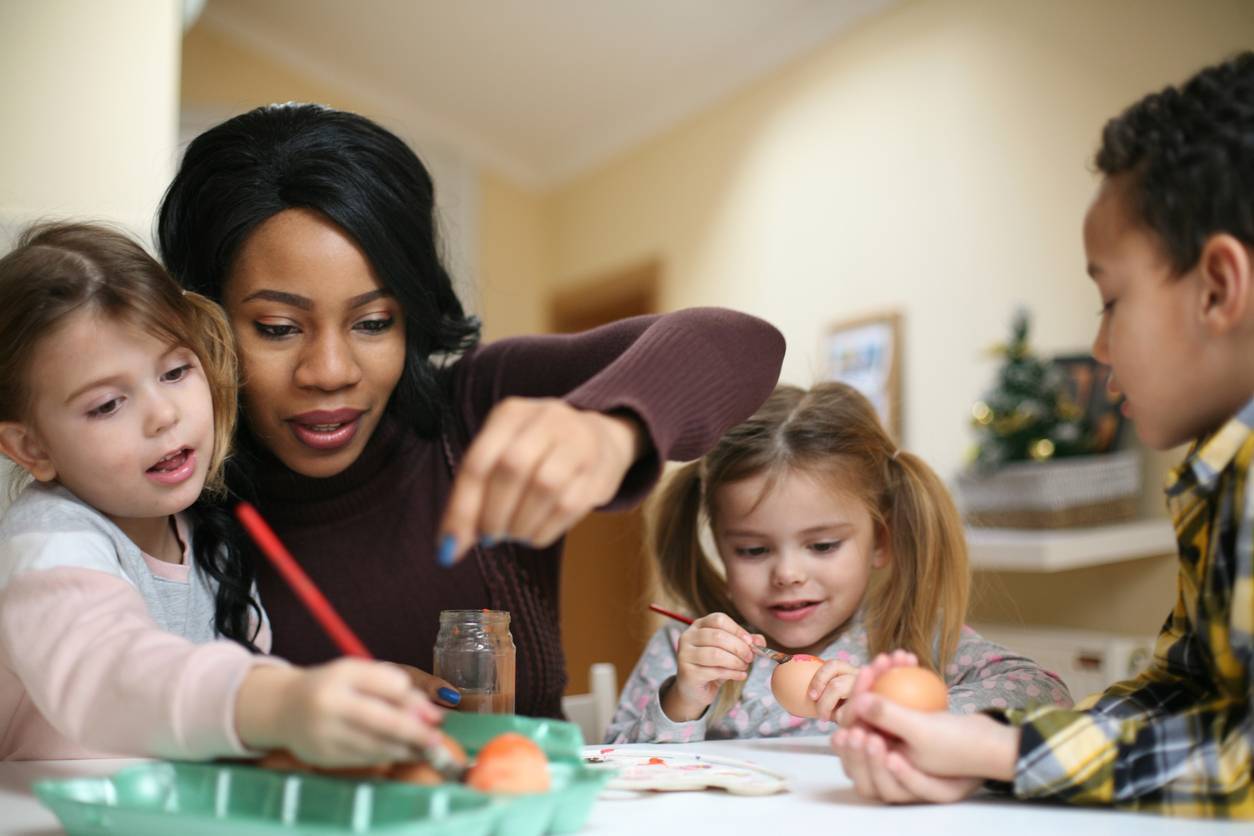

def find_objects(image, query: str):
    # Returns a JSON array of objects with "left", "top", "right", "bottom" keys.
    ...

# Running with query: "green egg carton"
[{"left": 34, "top": 713, "right": 613, "bottom": 836}]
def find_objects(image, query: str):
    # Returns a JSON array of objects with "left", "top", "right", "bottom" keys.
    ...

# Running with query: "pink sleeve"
[{"left": 0, "top": 567, "right": 282, "bottom": 759}]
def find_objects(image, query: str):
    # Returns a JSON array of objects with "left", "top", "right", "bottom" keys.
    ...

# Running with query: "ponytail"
[
  {"left": 647, "top": 461, "right": 745, "bottom": 722},
  {"left": 868, "top": 450, "right": 969, "bottom": 671}
]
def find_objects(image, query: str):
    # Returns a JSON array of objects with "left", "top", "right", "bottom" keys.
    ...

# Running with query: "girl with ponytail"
[{"left": 606, "top": 382, "right": 1071, "bottom": 743}]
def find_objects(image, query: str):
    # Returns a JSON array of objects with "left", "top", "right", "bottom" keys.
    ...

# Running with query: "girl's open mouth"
[{"left": 146, "top": 448, "right": 197, "bottom": 486}]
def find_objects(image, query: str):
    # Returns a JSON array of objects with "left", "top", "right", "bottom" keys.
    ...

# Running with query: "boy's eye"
[
  {"left": 810, "top": 540, "right": 842, "bottom": 554},
  {"left": 1098, "top": 299, "right": 1116, "bottom": 317},
  {"left": 734, "top": 546, "right": 770, "bottom": 558},
  {"left": 86, "top": 398, "right": 122, "bottom": 418},
  {"left": 161, "top": 363, "right": 193, "bottom": 383},
  {"left": 254, "top": 322, "right": 298, "bottom": 339},
  {"left": 354, "top": 316, "right": 394, "bottom": 334}
]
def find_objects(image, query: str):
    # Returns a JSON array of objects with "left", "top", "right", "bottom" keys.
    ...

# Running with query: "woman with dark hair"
[{"left": 158, "top": 103, "right": 785, "bottom": 718}]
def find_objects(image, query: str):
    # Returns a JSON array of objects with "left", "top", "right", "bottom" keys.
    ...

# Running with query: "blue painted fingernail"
[
  {"left": 437, "top": 687, "right": 461, "bottom": 706},
  {"left": 479, "top": 535, "right": 497, "bottom": 547},
  {"left": 437, "top": 535, "right": 457, "bottom": 567}
]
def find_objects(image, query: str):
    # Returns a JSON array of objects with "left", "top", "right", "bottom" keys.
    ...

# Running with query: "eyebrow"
[
  {"left": 240, "top": 289, "right": 392, "bottom": 310},
  {"left": 64, "top": 374, "right": 126, "bottom": 405},
  {"left": 722, "top": 523, "right": 853, "bottom": 538},
  {"left": 1086, "top": 263, "right": 1102, "bottom": 280},
  {"left": 63, "top": 346, "right": 191, "bottom": 405}
]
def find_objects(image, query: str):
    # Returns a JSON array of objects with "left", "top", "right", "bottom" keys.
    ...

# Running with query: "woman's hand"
[
  {"left": 237, "top": 659, "right": 443, "bottom": 767},
  {"left": 661, "top": 613, "right": 761, "bottom": 722},
  {"left": 438, "top": 398, "right": 645, "bottom": 565},
  {"left": 806, "top": 658, "right": 860, "bottom": 721},
  {"left": 394, "top": 663, "right": 462, "bottom": 708}
]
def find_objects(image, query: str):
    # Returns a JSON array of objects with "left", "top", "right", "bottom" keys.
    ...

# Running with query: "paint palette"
[{"left": 582, "top": 748, "right": 787, "bottom": 796}]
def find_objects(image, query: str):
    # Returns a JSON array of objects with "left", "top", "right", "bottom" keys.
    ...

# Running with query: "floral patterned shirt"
[{"left": 606, "top": 615, "right": 1073, "bottom": 744}]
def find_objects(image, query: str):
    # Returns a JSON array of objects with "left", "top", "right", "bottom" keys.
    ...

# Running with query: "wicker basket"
[{"left": 954, "top": 450, "right": 1141, "bottom": 529}]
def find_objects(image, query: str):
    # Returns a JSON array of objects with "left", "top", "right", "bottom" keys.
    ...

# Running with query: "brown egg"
[
  {"left": 465, "top": 732, "right": 550, "bottom": 794},
  {"left": 389, "top": 733, "right": 468, "bottom": 785},
  {"left": 769, "top": 655, "right": 825, "bottom": 718},
  {"left": 870, "top": 666, "right": 948, "bottom": 712},
  {"left": 258, "top": 749, "right": 310, "bottom": 773}
]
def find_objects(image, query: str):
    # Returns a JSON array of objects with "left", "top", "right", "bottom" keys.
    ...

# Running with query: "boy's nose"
[{"left": 1091, "top": 320, "right": 1111, "bottom": 365}]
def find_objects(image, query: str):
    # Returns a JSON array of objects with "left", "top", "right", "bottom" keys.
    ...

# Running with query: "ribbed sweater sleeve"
[{"left": 453, "top": 307, "right": 785, "bottom": 505}]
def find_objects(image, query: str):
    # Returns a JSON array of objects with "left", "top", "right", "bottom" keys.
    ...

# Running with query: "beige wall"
[
  {"left": 0, "top": 0, "right": 182, "bottom": 240},
  {"left": 536, "top": 0, "right": 1254, "bottom": 488}
]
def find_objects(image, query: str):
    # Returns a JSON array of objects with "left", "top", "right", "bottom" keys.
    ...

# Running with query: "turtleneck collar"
[{"left": 248, "top": 413, "right": 415, "bottom": 521}]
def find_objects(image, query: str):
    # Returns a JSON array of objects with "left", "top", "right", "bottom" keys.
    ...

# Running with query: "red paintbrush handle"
[
  {"left": 648, "top": 602, "right": 694, "bottom": 626},
  {"left": 235, "top": 502, "right": 372, "bottom": 659}
]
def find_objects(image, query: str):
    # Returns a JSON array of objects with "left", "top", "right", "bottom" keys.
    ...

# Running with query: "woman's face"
[{"left": 224, "top": 208, "right": 406, "bottom": 478}]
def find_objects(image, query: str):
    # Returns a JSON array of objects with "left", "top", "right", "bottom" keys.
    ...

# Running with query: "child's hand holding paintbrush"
[
  {"left": 235, "top": 502, "right": 462, "bottom": 778},
  {"left": 648, "top": 603, "right": 793, "bottom": 723}
]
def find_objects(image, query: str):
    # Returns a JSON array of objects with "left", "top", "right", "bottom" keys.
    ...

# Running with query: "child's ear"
[
  {"left": 871, "top": 525, "right": 891, "bottom": 569},
  {"left": 0, "top": 422, "right": 58, "bottom": 482},
  {"left": 1197, "top": 233, "right": 1252, "bottom": 334}
]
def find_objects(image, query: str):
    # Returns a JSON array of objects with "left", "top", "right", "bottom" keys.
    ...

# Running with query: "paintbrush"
[
  {"left": 648, "top": 603, "right": 793, "bottom": 664},
  {"left": 235, "top": 502, "right": 466, "bottom": 781}
]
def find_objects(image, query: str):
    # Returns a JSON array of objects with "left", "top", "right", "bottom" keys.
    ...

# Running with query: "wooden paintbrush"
[{"left": 648, "top": 603, "right": 793, "bottom": 664}]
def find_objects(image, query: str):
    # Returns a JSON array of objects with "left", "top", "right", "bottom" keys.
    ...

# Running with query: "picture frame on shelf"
[
  {"left": 823, "top": 311, "right": 902, "bottom": 440},
  {"left": 1052, "top": 353, "right": 1125, "bottom": 453}
]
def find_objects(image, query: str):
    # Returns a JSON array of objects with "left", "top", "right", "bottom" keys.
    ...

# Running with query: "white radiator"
[{"left": 971, "top": 623, "right": 1156, "bottom": 703}]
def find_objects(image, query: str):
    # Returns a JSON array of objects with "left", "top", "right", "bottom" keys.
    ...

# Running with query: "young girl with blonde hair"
[
  {"left": 607, "top": 382, "right": 1070, "bottom": 743},
  {"left": 0, "top": 222, "right": 441, "bottom": 762}
]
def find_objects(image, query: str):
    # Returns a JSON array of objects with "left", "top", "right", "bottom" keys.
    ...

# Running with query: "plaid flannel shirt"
[{"left": 1002, "top": 398, "right": 1254, "bottom": 818}]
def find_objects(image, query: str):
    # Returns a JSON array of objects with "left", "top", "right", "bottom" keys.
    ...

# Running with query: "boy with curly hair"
[{"left": 833, "top": 51, "right": 1254, "bottom": 818}]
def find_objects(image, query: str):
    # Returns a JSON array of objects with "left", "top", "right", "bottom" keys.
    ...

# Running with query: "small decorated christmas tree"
[{"left": 969, "top": 310, "right": 1089, "bottom": 471}]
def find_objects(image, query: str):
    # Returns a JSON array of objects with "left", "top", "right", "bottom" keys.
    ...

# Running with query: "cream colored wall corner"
[
  {"left": 0, "top": 0, "right": 183, "bottom": 513},
  {"left": 0, "top": 0, "right": 182, "bottom": 244},
  {"left": 539, "top": 0, "right": 1254, "bottom": 489}
]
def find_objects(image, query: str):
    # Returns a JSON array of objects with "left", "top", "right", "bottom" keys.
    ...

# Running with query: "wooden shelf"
[{"left": 966, "top": 518, "right": 1176, "bottom": 572}]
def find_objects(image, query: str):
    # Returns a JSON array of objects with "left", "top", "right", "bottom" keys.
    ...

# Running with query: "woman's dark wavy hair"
[
  {"left": 156, "top": 103, "right": 481, "bottom": 438},
  {"left": 0, "top": 222, "right": 262, "bottom": 652},
  {"left": 1095, "top": 51, "right": 1254, "bottom": 273}
]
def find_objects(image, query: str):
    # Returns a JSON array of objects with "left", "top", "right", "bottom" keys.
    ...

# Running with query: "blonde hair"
[
  {"left": 646, "top": 382, "right": 969, "bottom": 721},
  {"left": 0, "top": 222, "right": 238, "bottom": 496}
]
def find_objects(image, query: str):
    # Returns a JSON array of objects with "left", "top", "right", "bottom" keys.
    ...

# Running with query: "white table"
[{"left": 0, "top": 737, "right": 1247, "bottom": 835}]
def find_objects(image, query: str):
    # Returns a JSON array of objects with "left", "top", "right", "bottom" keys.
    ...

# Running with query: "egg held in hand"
[
  {"left": 870, "top": 666, "right": 949, "bottom": 712},
  {"left": 769, "top": 655, "right": 826, "bottom": 718}
]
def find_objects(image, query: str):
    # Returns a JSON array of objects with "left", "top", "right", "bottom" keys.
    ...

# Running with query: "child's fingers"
[
  {"left": 834, "top": 726, "right": 876, "bottom": 799},
  {"left": 691, "top": 613, "right": 755, "bottom": 646},
  {"left": 814, "top": 674, "right": 857, "bottom": 721},
  {"left": 683, "top": 643, "right": 752, "bottom": 673},
  {"left": 884, "top": 753, "right": 978, "bottom": 803},
  {"left": 865, "top": 733, "right": 914, "bottom": 804},
  {"left": 343, "top": 693, "right": 441, "bottom": 749},
  {"left": 807, "top": 659, "right": 857, "bottom": 701},
  {"left": 689, "top": 627, "right": 755, "bottom": 665},
  {"left": 337, "top": 660, "right": 414, "bottom": 702}
]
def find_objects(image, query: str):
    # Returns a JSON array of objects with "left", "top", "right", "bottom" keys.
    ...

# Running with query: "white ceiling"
[{"left": 198, "top": 0, "right": 898, "bottom": 187}]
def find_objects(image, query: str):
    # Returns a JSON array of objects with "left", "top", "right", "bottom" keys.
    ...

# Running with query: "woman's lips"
[
  {"left": 287, "top": 410, "right": 364, "bottom": 451},
  {"left": 145, "top": 448, "right": 197, "bottom": 486}
]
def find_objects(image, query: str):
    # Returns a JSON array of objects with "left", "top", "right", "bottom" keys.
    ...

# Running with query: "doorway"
[{"left": 550, "top": 260, "right": 660, "bottom": 695}]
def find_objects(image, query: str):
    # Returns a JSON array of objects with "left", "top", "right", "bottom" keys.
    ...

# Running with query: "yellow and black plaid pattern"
[{"left": 1002, "top": 400, "right": 1254, "bottom": 818}]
